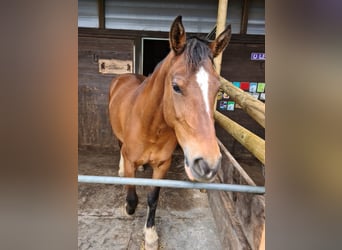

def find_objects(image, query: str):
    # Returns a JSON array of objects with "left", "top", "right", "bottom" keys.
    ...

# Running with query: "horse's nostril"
[
  {"left": 193, "top": 158, "right": 210, "bottom": 176},
  {"left": 190, "top": 157, "right": 220, "bottom": 181}
]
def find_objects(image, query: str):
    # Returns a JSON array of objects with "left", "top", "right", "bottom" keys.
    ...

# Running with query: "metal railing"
[{"left": 78, "top": 175, "right": 265, "bottom": 194}]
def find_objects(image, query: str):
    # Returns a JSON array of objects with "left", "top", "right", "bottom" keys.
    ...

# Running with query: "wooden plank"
[
  {"left": 258, "top": 223, "right": 265, "bottom": 250},
  {"left": 208, "top": 140, "right": 265, "bottom": 249},
  {"left": 78, "top": 28, "right": 265, "bottom": 44},
  {"left": 209, "top": 189, "right": 253, "bottom": 249}
]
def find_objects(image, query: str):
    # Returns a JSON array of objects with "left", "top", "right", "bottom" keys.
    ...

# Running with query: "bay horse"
[{"left": 109, "top": 16, "right": 231, "bottom": 250}]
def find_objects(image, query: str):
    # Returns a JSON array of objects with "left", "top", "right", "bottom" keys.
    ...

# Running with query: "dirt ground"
[{"left": 78, "top": 149, "right": 223, "bottom": 250}]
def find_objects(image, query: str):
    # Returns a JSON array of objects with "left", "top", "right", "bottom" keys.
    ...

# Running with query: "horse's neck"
[
  {"left": 137, "top": 58, "right": 170, "bottom": 129},
  {"left": 145, "top": 71, "right": 165, "bottom": 99}
]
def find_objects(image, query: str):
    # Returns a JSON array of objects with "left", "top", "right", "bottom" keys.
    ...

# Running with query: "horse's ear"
[
  {"left": 170, "top": 16, "right": 186, "bottom": 55},
  {"left": 210, "top": 24, "right": 232, "bottom": 58}
]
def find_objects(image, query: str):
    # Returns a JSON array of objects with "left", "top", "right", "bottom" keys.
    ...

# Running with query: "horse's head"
[{"left": 163, "top": 16, "right": 231, "bottom": 182}]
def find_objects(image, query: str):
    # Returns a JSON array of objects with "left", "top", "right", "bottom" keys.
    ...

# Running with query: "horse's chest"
[
  {"left": 135, "top": 137, "right": 176, "bottom": 166},
  {"left": 148, "top": 141, "right": 174, "bottom": 159}
]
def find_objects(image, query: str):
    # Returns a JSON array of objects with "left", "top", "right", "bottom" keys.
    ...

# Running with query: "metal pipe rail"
[{"left": 78, "top": 175, "right": 265, "bottom": 194}]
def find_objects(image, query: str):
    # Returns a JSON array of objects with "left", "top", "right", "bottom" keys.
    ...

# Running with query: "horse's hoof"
[
  {"left": 124, "top": 203, "right": 135, "bottom": 216},
  {"left": 144, "top": 226, "right": 159, "bottom": 250},
  {"left": 125, "top": 206, "right": 136, "bottom": 215}
]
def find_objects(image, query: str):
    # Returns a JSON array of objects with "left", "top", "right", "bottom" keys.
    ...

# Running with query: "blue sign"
[{"left": 251, "top": 52, "right": 265, "bottom": 61}]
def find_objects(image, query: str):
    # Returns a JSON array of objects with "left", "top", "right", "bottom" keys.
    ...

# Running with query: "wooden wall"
[
  {"left": 221, "top": 42, "right": 265, "bottom": 82},
  {"left": 216, "top": 40, "right": 265, "bottom": 175},
  {"left": 78, "top": 33, "right": 134, "bottom": 151}
]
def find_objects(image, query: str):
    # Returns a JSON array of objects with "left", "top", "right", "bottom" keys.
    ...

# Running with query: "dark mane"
[{"left": 184, "top": 37, "right": 213, "bottom": 71}]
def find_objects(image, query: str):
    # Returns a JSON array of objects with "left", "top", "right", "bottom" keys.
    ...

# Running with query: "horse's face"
[
  {"left": 165, "top": 57, "right": 221, "bottom": 183},
  {"left": 163, "top": 16, "right": 232, "bottom": 182}
]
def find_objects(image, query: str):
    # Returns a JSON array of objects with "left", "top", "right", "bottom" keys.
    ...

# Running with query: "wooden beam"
[
  {"left": 217, "top": 140, "right": 256, "bottom": 186},
  {"left": 98, "top": 0, "right": 105, "bottom": 29},
  {"left": 214, "top": 0, "right": 228, "bottom": 75},
  {"left": 220, "top": 77, "right": 265, "bottom": 128},
  {"left": 214, "top": 111, "right": 265, "bottom": 164},
  {"left": 240, "top": 0, "right": 249, "bottom": 34}
]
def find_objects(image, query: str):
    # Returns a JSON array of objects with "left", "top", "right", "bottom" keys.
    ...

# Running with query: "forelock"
[{"left": 184, "top": 37, "right": 213, "bottom": 71}]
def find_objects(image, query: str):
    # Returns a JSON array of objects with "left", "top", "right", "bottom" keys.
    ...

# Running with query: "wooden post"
[
  {"left": 98, "top": 0, "right": 105, "bottom": 29},
  {"left": 220, "top": 77, "right": 265, "bottom": 128},
  {"left": 214, "top": 111, "right": 265, "bottom": 164},
  {"left": 214, "top": 0, "right": 228, "bottom": 111},
  {"left": 214, "top": 0, "right": 229, "bottom": 74}
]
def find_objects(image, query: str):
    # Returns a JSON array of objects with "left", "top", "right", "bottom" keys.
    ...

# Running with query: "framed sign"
[
  {"left": 251, "top": 52, "right": 265, "bottom": 61},
  {"left": 98, "top": 59, "right": 133, "bottom": 74}
]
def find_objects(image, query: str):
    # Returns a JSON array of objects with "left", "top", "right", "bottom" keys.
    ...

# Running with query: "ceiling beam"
[
  {"left": 240, "top": 0, "right": 249, "bottom": 34},
  {"left": 98, "top": 0, "right": 105, "bottom": 29}
]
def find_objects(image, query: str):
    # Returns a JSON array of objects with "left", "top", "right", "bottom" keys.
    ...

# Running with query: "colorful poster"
[
  {"left": 219, "top": 101, "right": 227, "bottom": 110},
  {"left": 260, "top": 92, "right": 265, "bottom": 100},
  {"left": 240, "top": 82, "right": 250, "bottom": 91},
  {"left": 257, "top": 82, "right": 266, "bottom": 92},
  {"left": 249, "top": 82, "right": 257, "bottom": 92},
  {"left": 232, "top": 82, "right": 240, "bottom": 88},
  {"left": 227, "top": 101, "right": 235, "bottom": 111},
  {"left": 250, "top": 93, "right": 260, "bottom": 99}
]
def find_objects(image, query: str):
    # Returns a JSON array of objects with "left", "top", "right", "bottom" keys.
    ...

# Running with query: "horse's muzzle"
[{"left": 184, "top": 156, "right": 221, "bottom": 182}]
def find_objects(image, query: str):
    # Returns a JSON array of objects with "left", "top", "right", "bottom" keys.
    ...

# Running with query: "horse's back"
[{"left": 108, "top": 74, "right": 146, "bottom": 141}]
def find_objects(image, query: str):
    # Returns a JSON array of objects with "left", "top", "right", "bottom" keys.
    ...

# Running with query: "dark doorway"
[{"left": 142, "top": 38, "right": 170, "bottom": 76}]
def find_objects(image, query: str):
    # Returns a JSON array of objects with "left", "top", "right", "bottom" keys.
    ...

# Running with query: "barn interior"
[{"left": 78, "top": 0, "right": 265, "bottom": 249}]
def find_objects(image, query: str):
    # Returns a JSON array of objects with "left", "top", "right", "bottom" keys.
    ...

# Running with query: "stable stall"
[{"left": 78, "top": 1, "right": 265, "bottom": 249}]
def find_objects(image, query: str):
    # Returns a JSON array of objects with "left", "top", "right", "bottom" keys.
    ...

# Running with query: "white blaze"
[{"left": 196, "top": 66, "right": 210, "bottom": 115}]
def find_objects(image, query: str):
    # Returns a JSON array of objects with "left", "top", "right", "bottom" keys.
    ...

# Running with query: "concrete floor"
[{"left": 78, "top": 149, "right": 222, "bottom": 250}]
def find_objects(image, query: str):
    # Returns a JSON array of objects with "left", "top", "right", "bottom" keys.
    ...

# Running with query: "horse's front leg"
[
  {"left": 122, "top": 154, "right": 138, "bottom": 215},
  {"left": 144, "top": 186, "right": 160, "bottom": 250},
  {"left": 144, "top": 159, "right": 171, "bottom": 250}
]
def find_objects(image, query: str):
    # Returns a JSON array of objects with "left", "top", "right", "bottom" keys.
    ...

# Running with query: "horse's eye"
[{"left": 172, "top": 82, "right": 182, "bottom": 94}]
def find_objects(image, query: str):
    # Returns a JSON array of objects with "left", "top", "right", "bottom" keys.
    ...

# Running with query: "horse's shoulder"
[{"left": 110, "top": 74, "right": 146, "bottom": 95}]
